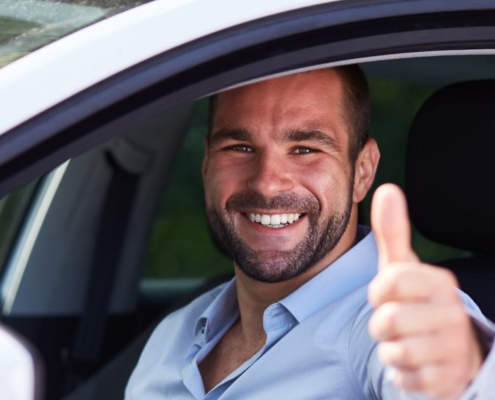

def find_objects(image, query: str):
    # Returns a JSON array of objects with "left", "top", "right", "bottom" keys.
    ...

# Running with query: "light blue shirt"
[{"left": 125, "top": 227, "right": 495, "bottom": 400}]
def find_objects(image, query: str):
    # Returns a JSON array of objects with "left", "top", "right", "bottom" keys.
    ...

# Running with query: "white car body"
[
  {"left": 0, "top": 0, "right": 339, "bottom": 135},
  {"left": 2, "top": 1, "right": 495, "bottom": 399}
]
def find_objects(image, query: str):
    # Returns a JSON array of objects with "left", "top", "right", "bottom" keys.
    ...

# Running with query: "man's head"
[{"left": 202, "top": 66, "right": 379, "bottom": 284}]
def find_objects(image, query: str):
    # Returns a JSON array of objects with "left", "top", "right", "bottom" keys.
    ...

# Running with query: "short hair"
[
  {"left": 208, "top": 64, "right": 370, "bottom": 163},
  {"left": 333, "top": 64, "right": 371, "bottom": 162}
]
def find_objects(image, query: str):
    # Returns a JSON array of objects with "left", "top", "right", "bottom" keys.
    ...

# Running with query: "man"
[{"left": 126, "top": 66, "right": 494, "bottom": 399}]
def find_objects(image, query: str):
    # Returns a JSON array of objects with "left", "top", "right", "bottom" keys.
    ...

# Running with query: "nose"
[{"left": 246, "top": 150, "right": 294, "bottom": 198}]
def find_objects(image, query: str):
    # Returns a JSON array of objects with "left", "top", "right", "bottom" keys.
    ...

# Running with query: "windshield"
[{"left": 0, "top": 0, "right": 153, "bottom": 68}]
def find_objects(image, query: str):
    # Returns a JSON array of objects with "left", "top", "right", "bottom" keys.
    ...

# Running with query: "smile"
[{"left": 244, "top": 213, "right": 303, "bottom": 228}]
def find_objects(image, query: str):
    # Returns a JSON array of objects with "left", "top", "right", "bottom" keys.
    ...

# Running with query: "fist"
[{"left": 368, "top": 184, "right": 483, "bottom": 400}]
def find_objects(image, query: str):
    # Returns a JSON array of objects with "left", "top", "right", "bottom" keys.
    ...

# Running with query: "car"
[{"left": 1, "top": 0, "right": 495, "bottom": 399}]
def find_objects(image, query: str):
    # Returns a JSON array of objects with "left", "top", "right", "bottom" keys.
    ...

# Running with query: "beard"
[{"left": 206, "top": 184, "right": 354, "bottom": 283}]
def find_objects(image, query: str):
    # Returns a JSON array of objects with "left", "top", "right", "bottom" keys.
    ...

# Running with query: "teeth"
[{"left": 246, "top": 213, "right": 302, "bottom": 227}]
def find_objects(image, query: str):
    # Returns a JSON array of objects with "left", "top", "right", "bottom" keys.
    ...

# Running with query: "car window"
[
  {"left": 0, "top": 180, "right": 39, "bottom": 279},
  {"left": 0, "top": 0, "right": 153, "bottom": 68},
  {"left": 143, "top": 75, "right": 469, "bottom": 284}
]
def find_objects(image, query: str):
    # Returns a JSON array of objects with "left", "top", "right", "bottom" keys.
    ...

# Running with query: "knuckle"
[
  {"left": 369, "top": 303, "right": 399, "bottom": 340},
  {"left": 378, "top": 341, "right": 410, "bottom": 367},
  {"left": 368, "top": 313, "right": 381, "bottom": 339},
  {"left": 397, "top": 343, "right": 413, "bottom": 366},
  {"left": 368, "top": 279, "right": 381, "bottom": 307},
  {"left": 381, "top": 302, "right": 399, "bottom": 334},
  {"left": 376, "top": 342, "right": 389, "bottom": 363}
]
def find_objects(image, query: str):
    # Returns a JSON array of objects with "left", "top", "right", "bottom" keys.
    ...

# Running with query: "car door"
[{"left": 2, "top": 1, "right": 495, "bottom": 399}]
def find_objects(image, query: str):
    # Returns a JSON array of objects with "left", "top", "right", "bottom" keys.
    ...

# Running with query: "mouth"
[{"left": 243, "top": 212, "right": 304, "bottom": 229}]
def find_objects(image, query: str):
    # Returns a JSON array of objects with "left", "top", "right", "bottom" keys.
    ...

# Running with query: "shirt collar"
[
  {"left": 193, "top": 226, "right": 377, "bottom": 337},
  {"left": 193, "top": 278, "right": 238, "bottom": 341},
  {"left": 279, "top": 226, "right": 377, "bottom": 323}
]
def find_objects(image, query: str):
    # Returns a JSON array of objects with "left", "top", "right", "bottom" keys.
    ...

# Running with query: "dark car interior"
[
  {"left": 1, "top": 56, "right": 495, "bottom": 399},
  {"left": 406, "top": 79, "right": 495, "bottom": 323}
]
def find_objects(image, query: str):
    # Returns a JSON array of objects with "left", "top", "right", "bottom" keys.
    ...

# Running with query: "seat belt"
[{"left": 64, "top": 151, "right": 140, "bottom": 392}]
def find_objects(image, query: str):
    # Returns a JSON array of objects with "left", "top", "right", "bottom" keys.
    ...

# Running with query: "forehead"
[{"left": 212, "top": 70, "right": 347, "bottom": 135}]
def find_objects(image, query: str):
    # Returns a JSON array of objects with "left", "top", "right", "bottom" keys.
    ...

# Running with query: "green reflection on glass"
[{"left": 0, "top": 0, "right": 152, "bottom": 68}]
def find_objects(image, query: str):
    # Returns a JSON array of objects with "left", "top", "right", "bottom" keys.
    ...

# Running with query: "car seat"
[{"left": 405, "top": 80, "right": 495, "bottom": 322}]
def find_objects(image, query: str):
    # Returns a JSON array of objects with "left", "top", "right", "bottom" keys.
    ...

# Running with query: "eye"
[
  {"left": 292, "top": 147, "right": 316, "bottom": 154},
  {"left": 228, "top": 144, "right": 253, "bottom": 153}
]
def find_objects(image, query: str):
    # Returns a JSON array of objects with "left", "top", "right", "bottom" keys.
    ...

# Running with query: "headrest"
[{"left": 405, "top": 80, "right": 495, "bottom": 256}]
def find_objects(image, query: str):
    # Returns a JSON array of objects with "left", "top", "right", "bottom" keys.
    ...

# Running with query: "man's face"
[{"left": 203, "top": 70, "right": 358, "bottom": 283}]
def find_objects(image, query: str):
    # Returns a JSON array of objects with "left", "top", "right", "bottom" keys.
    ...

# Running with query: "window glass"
[
  {"left": 0, "top": 0, "right": 153, "bottom": 68},
  {"left": 0, "top": 180, "right": 38, "bottom": 276}
]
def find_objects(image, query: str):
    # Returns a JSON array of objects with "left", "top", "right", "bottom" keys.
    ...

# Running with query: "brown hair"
[{"left": 208, "top": 64, "right": 370, "bottom": 163}]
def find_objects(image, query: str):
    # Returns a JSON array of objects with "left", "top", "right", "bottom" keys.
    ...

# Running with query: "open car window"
[{"left": 142, "top": 63, "right": 474, "bottom": 288}]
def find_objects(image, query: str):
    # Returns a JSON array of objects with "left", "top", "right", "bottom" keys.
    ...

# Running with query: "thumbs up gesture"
[{"left": 368, "top": 184, "right": 484, "bottom": 399}]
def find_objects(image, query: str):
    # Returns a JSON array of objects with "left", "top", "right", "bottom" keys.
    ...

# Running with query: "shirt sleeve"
[
  {"left": 368, "top": 291, "right": 495, "bottom": 400},
  {"left": 451, "top": 306, "right": 495, "bottom": 400}
]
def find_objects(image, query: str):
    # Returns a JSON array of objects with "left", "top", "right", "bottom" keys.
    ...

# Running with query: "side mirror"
[{"left": 0, "top": 323, "right": 42, "bottom": 400}]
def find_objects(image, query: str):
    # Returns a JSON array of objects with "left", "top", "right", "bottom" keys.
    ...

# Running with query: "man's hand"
[{"left": 368, "top": 184, "right": 483, "bottom": 400}]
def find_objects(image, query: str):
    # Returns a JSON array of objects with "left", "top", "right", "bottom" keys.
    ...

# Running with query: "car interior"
[{"left": 1, "top": 54, "right": 495, "bottom": 399}]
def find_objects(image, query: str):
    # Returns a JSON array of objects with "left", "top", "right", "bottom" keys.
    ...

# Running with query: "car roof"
[{"left": 0, "top": 0, "right": 341, "bottom": 135}]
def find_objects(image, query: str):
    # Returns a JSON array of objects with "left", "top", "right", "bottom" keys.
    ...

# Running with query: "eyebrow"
[
  {"left": 209, "top": 128, "right": 252, "bottom": 148},
  {"left": 284, "top": 129, "right": 341, "bottom": 151}
]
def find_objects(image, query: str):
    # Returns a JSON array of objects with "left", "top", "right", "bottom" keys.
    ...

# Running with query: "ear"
[
  {"left": 202, "top": 135, "right": 210, "bottom": 180},
  {"left": 352, "top": 138, "right": 380, "bottom": 203}
]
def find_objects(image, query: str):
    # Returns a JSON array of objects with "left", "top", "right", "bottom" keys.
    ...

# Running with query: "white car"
[{"left": 1, "top": 1, "right": 495, "bottom": 399}]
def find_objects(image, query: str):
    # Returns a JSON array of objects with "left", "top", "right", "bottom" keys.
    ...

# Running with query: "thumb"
[{"left": 371, "top": 184, "right": 418, "bottom": 269}]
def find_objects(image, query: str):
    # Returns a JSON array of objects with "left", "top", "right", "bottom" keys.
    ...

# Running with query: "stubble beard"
[{"left": 206, "top": 184, "right": 354, "bottom": 283}]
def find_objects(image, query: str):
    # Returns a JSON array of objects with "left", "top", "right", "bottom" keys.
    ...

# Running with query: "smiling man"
[{"left": 126, "top": 66, "right": 495, "bottom": 400}]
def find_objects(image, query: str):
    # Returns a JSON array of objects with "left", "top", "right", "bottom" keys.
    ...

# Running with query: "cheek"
[
  {"left": 295, "top": 159, "right": 352, "bottom": 211},
  {"left": 204, "top": 158, "right": 243, "bottom": 206}
]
